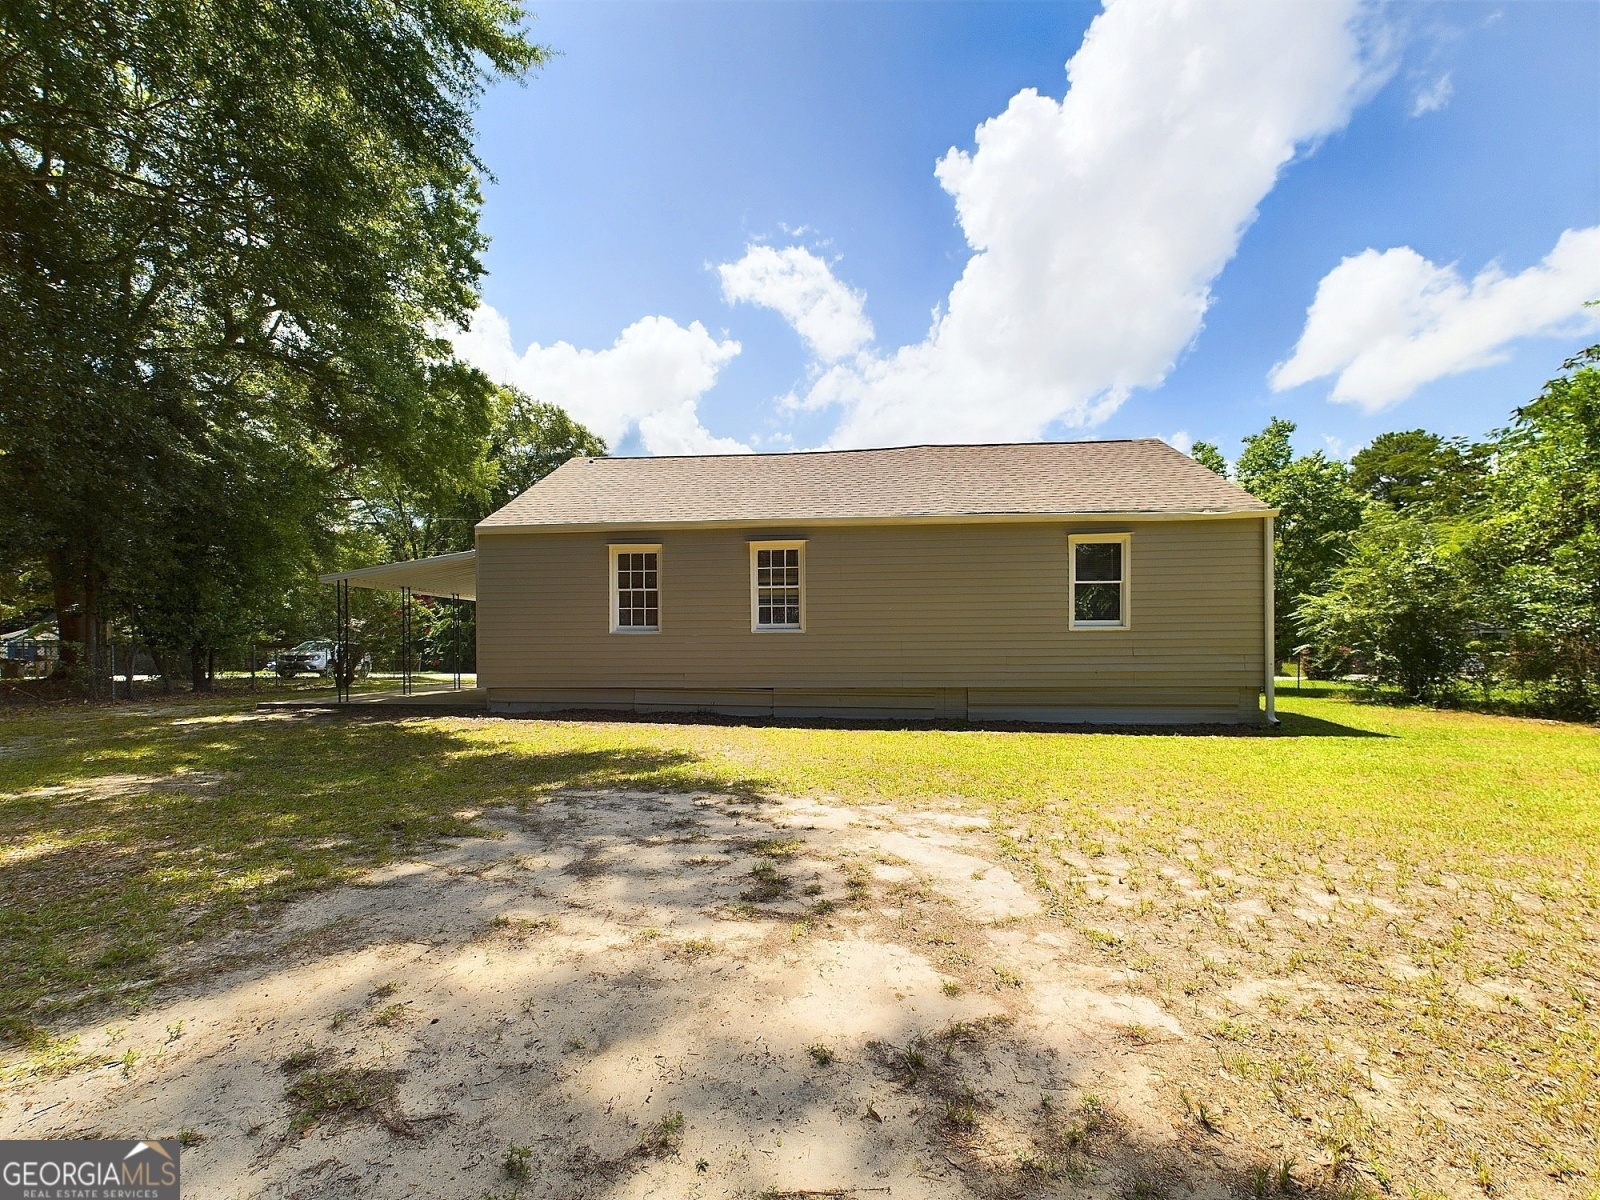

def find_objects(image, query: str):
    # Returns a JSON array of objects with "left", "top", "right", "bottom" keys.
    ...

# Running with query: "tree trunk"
[
  {"left": 83, "top": 570, "right": 101, "bottom": 700},
  {"left": 190, "top": 642, "right": 210, "bottom": 692},
  {"left": 125, "top": 607, "right": 138, "bottom": 701},
  {"left": 207, "top": 647, "right": 216, "bottom": 689},
  {"left": 152, "top": 649, "right": 175, "bottom": 694},
  {"left": 46, "top": 551, "right": 83, "bottom": 672}
]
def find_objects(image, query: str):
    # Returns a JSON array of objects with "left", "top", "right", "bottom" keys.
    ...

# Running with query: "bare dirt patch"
[{"left": 0, "top": 788, "right": 1581, "bottom": 1199}]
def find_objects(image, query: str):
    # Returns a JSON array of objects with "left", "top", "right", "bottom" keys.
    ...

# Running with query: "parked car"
[{"left": 275, "top": 640, "right": 370, "bottom": 678}]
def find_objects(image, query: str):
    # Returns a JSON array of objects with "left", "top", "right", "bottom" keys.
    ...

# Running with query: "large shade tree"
[
  {"left": 1467, "top": 345, "right": 1600, "bottom": 715},
  {"left": 1298, "top": 508, "right": 1471, "bottom": 701},
  {"left": 1232, "top": 418, "right": 1366, "bottom": 661},
  {"left": 0, "top": 0, "right": 543, "bottom": 682},
  {"left": 1349, "top": 430, "right": 1487, "bottom": 515},
  {"left": 343, "top": 386, "right": 606, "bottom": 678},
  {"left": 352, "top": 385, "right": 607, "bottom": 562}
]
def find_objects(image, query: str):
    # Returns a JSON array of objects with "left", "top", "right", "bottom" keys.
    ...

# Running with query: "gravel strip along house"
[{"left": 466, "top": 439, "right": 1278, "bottom": 725}]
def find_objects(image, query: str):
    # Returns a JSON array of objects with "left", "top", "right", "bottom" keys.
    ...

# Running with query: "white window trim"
[
  {"left": 608, "top": 543, "right": 662, "bottom": 634},
  {"left": 749, "top": 540, "right": 806, "bottom": 633},
  {"left": 1067, "top": 532, "right": 1131, "bottom": 631}
]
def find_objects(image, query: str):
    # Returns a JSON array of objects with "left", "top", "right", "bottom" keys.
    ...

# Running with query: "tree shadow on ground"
[{"left": 0, "top": 711, "right": 770, "bottom": 1028}]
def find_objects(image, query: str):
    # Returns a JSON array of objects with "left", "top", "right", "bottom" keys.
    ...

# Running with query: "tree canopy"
[
  {"left": 1297, "top": 508, "right": 1470, "bottom": 701},
  {"left": 1349, "top": 430, "right": 1486, "bottom": 514},
  {"left": 352, "top": 386, "right": 608, "bottom": 562},
  {"left": 1463, "top": 346, "right": 1600, "bottom": 713},
  {"left": 1189, "top": 440, "right": 1228, "bottom": 477},
  {"left": 1231, "top": 418, "right": 1365, "bottom": 660},
  {"left": 1, "top": 0, "right": 546, "bottom": 683},
  {"left": 1186, "top": 363, "right": 1599, "bottom": 715}
]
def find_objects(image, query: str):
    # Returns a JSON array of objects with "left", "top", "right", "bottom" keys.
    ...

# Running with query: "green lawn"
[{"left": 1, "top": 692, "right": 1596, "bottom": 1192}]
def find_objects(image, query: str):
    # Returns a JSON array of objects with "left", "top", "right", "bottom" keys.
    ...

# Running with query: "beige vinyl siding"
[{"left": 476, "top": 519, "right": 1266, "bottom": 722}]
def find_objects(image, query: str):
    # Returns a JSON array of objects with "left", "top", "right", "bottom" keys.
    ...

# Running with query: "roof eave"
[
  {"left": 318, "top": 549, "right": 478, "bottom": 599},
  {"left": 476, "top": 509, "right": 1277, "bottom": 535}
]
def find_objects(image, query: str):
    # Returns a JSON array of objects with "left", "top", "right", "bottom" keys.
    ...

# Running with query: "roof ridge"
[{"left": 583, "top": 437, "right": 1159, "bottom": 463}]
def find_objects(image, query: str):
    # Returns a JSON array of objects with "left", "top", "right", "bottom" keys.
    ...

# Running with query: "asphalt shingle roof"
[{"left": 478, "top": 439, "right": 1271, "bottom": 530}]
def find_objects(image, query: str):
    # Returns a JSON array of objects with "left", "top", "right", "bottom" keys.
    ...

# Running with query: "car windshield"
[{"left": 291, "top": 641, "right": 328, "bottom": 653}]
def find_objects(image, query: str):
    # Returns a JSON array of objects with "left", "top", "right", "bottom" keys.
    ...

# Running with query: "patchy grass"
[
  {"left": 501, "top": 1142, "right": 533, "bottom": 1181},
  {"left": 748, "top": 836, "right": 803, "bottom": 860},
  {"left": 0, "top": 693, "right": 1596, "bottom": 1195},
  {"left": 671, "top": 937, "right": 716, "bottom": 960},
  {"left": 283, "top": 1059, "right": 403, "bottom": 1136},
  {"left": 633, "top": 1110, "right": 685, "bottom": 1159},
  {"left": 741, "top": 859, "right": 789, "bottom": 903},
  {"left": 282, "top": 1043, "right": 321, "bottom": 1074},
  {"left": 372, "top": 1003, "right": 407, "bottom": 1028}
]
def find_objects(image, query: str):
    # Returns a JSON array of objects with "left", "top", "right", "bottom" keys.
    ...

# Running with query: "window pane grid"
[
  {"left": 615, "top": 551, "right": 659, "bottom": 629},
  {"left": 1072, "top": 540, "right": 1124, "bottom": 625},
  {"left": 754, "top": 546, "right": 802, "bottom": 628}
]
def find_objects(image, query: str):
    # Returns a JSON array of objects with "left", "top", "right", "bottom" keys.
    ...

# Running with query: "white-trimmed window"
[
  {"left": 609, "top": 544, "right": 661, "bottom": 632},
  {"left": 750, "top": 540, "right": 805, "bottom": 632},
  {"left": 1068, "top": 533, "right": 1130, "bottom": 629}
]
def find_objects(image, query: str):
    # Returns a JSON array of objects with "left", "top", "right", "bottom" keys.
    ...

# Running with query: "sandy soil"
[{"left": 0, "top": 790, "right": 1316, "bottom": 1199}]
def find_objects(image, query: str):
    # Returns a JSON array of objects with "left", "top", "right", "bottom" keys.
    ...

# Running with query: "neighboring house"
[
  {"left": 0, "top": 627, "right": 59, "bottom": 678},
  {"left": 467, "top": 440, "right": 1279, "bottom": 725}
]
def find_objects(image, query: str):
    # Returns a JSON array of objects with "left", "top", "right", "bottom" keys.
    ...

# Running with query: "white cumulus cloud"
[
  {"left": 718, "top": 245, "right": 873, "bottom": 362},
  {"left": 452, "top": 307, "right": 746, "bottom": 455},
  {"left": 1269, "top": 227, "right": 1600, "bottom": 411},
  {"left": 744, "top": 0, "right": 1389, "bottom": 448}
]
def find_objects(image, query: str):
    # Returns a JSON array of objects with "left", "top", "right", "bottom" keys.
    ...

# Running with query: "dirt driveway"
[{"left": 1, "top": 789, "right": 1292, "bottom": 1199}]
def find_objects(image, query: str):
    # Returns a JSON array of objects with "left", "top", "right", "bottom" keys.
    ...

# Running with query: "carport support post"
[
  {"left": 336, "top": 579, "right": 352, "bottom": 704},
  {"left": 400, "top": 585, "right": 413, "bottom": 696},
  {"left": 451, "top": 592, "right": 461, "bottom": 691}
]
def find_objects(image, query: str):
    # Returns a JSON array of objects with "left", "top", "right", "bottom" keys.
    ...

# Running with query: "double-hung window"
[
  {"left": 1068, "top": 533, "right": 1129, "bottom": 629},
  {"left": 609, "top": 544, "right": 661, "bottom": 632},
  {"left": 750, "top": 541, "right": 805, "bottom": 632}
]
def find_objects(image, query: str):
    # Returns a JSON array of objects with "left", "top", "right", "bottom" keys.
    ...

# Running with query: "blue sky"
[{"left": 456, "top": 1, "right": 1600, "bottom": 462}]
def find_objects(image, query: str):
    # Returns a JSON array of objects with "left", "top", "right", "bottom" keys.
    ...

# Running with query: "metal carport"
[{"left": 318, "top": 550, "right": 477, "bottom": 701}]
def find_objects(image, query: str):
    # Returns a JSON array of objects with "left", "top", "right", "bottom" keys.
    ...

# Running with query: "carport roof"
[{"left": 318, "top": 550, "right": 476, "bottom": 600}]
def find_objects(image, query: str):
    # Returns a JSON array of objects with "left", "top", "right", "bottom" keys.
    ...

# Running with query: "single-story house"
[
  {"left": 456, "top": 439, "right": 1277, "bottom": 725},
  {"left": 324, "top": 440, "right": 1278, "bottom": 724}
]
